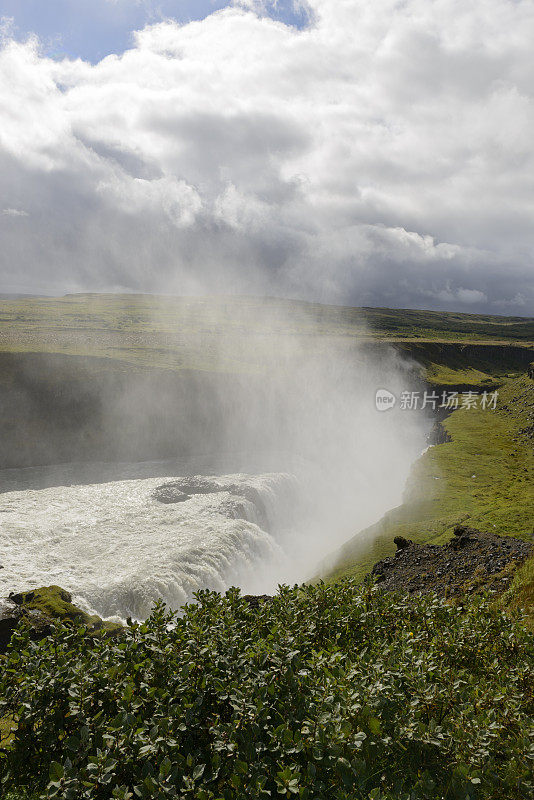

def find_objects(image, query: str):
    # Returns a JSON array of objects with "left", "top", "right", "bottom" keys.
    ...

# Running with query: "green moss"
[
  {"left": 12, "top": 585, "right": 92, "bottom": 624},
  {"left": 10, "top": 585, "right": 122, "bottom": 636}
]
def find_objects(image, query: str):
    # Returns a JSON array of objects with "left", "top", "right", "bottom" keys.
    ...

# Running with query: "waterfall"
[{"left": 0, "top": 465, "right": 299, "bottom": 621}]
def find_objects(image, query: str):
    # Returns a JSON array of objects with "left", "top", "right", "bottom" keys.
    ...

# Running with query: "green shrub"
[{"left": 1, "top": 582, "right": 532, "bottom": 799}]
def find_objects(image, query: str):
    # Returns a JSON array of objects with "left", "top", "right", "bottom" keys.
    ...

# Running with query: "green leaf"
[
  {"left": 49, "top": 761, "right": 65, "bottom": 781},
  {"left": 368, "top": 717, "right": 381, "bottom": 735}
]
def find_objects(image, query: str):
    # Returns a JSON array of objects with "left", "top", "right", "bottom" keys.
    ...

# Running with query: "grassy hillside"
[
  {"left": 326, "top": 375, "right": 534, "bottom": 584},
  {"left": 394, "top": 341, "right": 533, "bottom": 389},
  {"left": 360, "top": 305, "right": 534, "bottom": 342}
]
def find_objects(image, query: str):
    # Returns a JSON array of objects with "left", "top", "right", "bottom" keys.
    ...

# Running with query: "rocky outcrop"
[
  {"left": 0, "top": 599, "right": 26, "bottom": 651},
  {"left": 371, "top": 526, "right": 533, "bottom": 597},
  {"left": 152, "top": 478, "right": 271, "bottom": 530},
  {"left": 0, "top": 585, "right": 121, "bottom": 652},
  {"left": 426, "top": 420, "right": 452, "bottom": 445},
  {"left": 152, "top": 484, "right": 191, "bottom": 504},
  {"left": 499, "top": 378, "right": 534, "bottom": 444}
]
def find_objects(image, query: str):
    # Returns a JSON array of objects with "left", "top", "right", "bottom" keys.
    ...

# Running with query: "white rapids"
[{"left": 0, "top": 461, "right": 298, "bottom": 621}]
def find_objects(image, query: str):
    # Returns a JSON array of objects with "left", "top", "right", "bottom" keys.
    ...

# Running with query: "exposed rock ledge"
[{"left": 371, "top": 526, "right": 533, "bottom": 597}]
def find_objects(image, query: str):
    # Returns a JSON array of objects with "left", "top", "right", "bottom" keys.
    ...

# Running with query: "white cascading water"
[{"left": 0, "top": 463, "right": 298, "bottom": 621}]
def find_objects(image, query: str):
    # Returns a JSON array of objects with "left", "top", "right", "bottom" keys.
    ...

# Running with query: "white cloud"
[
  {"left": 456, "top": 288, "right": 487, "bottom": 305},
  {"left": 0, "top": 16, "right": 14, "bottom": 40},
  {"left": 496, "top": 292, "right": 527, "bottom": 308},
  {"left": 0, "top": 0, "right": 533, "bottom": 311},
  {"left": 97, "top": 175, "right": 203, "bottom": 228},
  {"left": 2, "top": 208, "right": 29, "bottom": 216}
]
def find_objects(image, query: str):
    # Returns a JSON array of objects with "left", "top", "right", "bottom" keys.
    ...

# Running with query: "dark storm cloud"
[{"left": 0, "top": 0, "right": 533, "bottom": 312}]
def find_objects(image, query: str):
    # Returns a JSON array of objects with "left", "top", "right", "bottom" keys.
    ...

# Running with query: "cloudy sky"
[{"left": 0, "top": 0, "right": 533, "bottom": 313}]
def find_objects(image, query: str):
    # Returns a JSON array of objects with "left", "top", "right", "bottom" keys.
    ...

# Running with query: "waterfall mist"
[{"left": 0, "top": 297, "right": 431, "bottom": 616}]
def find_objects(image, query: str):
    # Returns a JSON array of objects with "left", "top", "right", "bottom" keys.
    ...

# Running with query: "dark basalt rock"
[
  {"left": 370, "top": 525, "right": 533, "bottom": 598},
  {"left": 394, "top": 536, "right": 413, "bottom": 550},
  {"left": 0, "top": 599, "right": 52, "bottom": 653},
  {"left": 152, "top": 483, "right": 191, "bottom": 504},
  {"left": 153, "top": 478, "right": 226, "bottom": 502},
  {"left": 0, "top": 600, "right": 22, "bottom": 651},
  {"left": 152, "top": 478, "right": 271, "bottom": 530},
  {"left": 427, "top": 420, "right": 452, "bottom": 445}
]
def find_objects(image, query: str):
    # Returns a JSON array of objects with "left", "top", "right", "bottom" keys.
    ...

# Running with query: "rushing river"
[{"left": 0, "top": 458, "right": 300, "bottom": 621}]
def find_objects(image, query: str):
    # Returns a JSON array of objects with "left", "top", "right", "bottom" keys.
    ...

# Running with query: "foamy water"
[{"left": 0, "top": 462, "right": 298, "bottom": 620}]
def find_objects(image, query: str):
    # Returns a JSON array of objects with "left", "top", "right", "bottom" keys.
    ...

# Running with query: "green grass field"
[
  {"left": 0, "top": 294, "right": 532, "bottom": 385},
  {"left": 2, "top": 294, "right": 533, "bottom": 343}
]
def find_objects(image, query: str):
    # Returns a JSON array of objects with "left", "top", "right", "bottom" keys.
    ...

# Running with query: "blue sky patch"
[{"left": 0, "top": 1, "right": 311, "bottom": 63}]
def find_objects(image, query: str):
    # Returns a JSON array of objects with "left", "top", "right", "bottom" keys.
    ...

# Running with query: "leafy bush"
[{"left": 0, "top": 582, "right": 532, "bottom": 799}]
